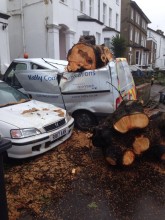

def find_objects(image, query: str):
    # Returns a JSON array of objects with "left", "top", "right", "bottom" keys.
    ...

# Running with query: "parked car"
[{"left": 0, "top": 80, "right": 74, "bottom": 159}]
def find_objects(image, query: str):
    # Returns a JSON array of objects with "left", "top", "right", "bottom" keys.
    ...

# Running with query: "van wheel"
[{"left": 73, "top": 110, "right": 98, "bottom": 131}]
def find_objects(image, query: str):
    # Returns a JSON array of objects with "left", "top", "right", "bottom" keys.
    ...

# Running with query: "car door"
[{"left": 3, "top": 62, "right": 27, "bottom": 89}]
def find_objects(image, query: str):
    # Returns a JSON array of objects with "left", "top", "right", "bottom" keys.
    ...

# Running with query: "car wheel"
[{"left": 73, "top": 110, "right": 98, "bottom": 131}]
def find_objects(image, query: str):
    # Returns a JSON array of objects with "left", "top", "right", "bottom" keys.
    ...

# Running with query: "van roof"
[{"left": 12, "top": 58, "right": 68, "bottom": 72}]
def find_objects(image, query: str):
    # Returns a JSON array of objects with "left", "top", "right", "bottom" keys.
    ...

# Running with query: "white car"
[{"left": 0, "top": 80, "right": 74, "bottom": 159}]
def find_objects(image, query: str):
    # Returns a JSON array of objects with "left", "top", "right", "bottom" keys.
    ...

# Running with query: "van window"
[
  {"left": 3, "top": 62, "right": 27, "bottom": 88},
  {"left": 31, "top": 63, "right": 46, "bottom": 69},
  {"left": 116, "top": 60, "right": 133, "bottom": 89}
]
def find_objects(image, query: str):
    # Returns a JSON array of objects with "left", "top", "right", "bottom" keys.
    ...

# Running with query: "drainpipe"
[
  {"left": 21, "top": 0, "right": 26, "bottom": 54},
  {"left": 98, "top": 0, "right": 100, "bottom": 21}
]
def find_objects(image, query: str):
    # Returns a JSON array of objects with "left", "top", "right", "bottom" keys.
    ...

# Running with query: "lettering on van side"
[
  {"left": 69, "top": 71, "right": 96, "bottom": 80},
  {"left": 28, "top": 75, "right": 57, "bottom": 82}
]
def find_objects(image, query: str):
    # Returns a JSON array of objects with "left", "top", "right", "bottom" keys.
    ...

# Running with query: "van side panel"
[
  {"left": 60, "top": 65, "right": 116, "bottom": 115},
  {"left": 15, "top": 70, "right": 65, "bottom": 108}
]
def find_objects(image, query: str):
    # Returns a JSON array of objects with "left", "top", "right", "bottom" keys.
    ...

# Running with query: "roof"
[
  {"left": 103, "top": 26, "right": 120, "bottom": 33},
  {"left": 77, "top": 15, "right": 103, "bottom": 25},
  {"left": 131, "top": 1, "right": 151, "bottom": 23},
  {"left": 0, "top": 12, "right": 10, "bottom": 20}
]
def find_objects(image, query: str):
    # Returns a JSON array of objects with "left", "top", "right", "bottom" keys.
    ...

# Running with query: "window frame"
[
  {"left": 89, "top": 0, "right": 94, "bottom": 17},
  {"left": 80, "top": 0, "right": 85, "bottom": 13},
  {"left": 103, "top": 3, "right": 107, "bottom": 24},
  {"left": 109, "top": 7, "right": 112, "bottom": 27},
  {"left": 116, "top": 13, "right": 119, "bottom": 30}
]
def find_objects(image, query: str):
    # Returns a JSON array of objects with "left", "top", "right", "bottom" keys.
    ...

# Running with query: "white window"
[
  {"left": 83, "top": 31, "right": 90, "bottom": 36},
  {"left": 141, "top": 35, "right": 144, "bottom": 46},
  {"left": 80, "top": 0, "right": 85, "bottom": 13},
  {"left": 136, "top": 12, "right": 140, "bottom": 25},
  {"left": 141, "top": 35, "right": 146, "bottom": 47},
  {"left": 116, "top": 0, "right": 119, "bottom": 5},
  {"left": 116, "top": 13, "right": 119, "bottom": 30},
  {"left": 142, "top": 19, "right": 146, "bottom": 30},
  {"left": 130, "top": 26, "right": 133, "bottom": 41},
  {"left": 109, "top": 8, "right": 112, "bottom": 27},
  {"left": 103, "top": 3, "right": 107, "bottom": 24},
  {"left": 135, "top": 30, "right": 139, "bottom": 44},
  {"left": 96, "top": 32, "right": 101, "bottom": 44},
  {"left": 131, "top": 8, "right": 134, "bottom": 20},
  {"left": 104, "top": 38, "right": 111, "bottom": 48},
  {"left": 89, "top": 0, "right": 94, "bottom": 17}
]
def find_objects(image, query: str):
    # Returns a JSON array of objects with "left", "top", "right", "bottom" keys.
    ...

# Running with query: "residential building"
[
  {"left": 7, "top": 0, "right": 121, "bottom": 61},
  {"left": 147, "top": 28, "right": 165, "bottom": 70},
  {"left": 120, "top": 0, "right": 151, "bottom": 67},
  {"left": 0, "top": 0, "right": 10, "bottom": 74},
  {"left": 146, "top": 28, "right": 157, "bottom": 69}
]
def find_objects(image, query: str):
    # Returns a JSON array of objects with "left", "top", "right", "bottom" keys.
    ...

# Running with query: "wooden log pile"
[
  {"left": 66, "top": 35, "right": 113, "bottom": 72},
  {"left": 91, "top": 100, "right": 165, "bottom": 166}
]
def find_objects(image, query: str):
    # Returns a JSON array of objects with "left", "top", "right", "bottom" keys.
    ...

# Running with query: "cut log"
[
  {"left": 66, "top": 43, "right": 113, "bottom": 72},
  {"left": 122, "top": 150, "right": 135, "bottom": 166},
  {"left": 104, "top": 143, "right": 135, "bottom": 166},
  {"left": 67, "top": 43, "right": 97, "bottom": 72},
  {"left": 113, "top": 100, "right": 149, "bottom": 133},
  {"left": 133, "top": 135, "right": 150, "bottom": 155}
]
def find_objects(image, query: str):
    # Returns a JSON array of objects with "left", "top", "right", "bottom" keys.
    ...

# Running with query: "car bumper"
[{"left": 7, "top": 118, "right": 74, "bottom": 159}]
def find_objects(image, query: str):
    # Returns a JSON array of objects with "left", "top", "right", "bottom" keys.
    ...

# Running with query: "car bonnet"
[{"left": 0, "top": 100, "right": 66, "bottom": 129}]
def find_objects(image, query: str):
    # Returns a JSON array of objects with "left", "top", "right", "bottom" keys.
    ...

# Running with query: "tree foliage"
[{"left": 111, "top": 35, "right": 127, "bottom": 58}]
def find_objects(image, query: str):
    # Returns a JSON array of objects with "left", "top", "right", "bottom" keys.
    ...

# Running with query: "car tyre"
[{"left": 73, "top": 110, "right": 98, "bottom": 131}]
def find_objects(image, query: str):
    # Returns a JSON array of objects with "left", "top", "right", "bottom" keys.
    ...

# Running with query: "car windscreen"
[{"left": 0, "top": 82, "right": 29, "bottom": 107}]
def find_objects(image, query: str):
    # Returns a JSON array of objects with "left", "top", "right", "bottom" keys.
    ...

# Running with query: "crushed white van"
[{"left": 3, "top": 58, "right": 136, "bottom": 130}]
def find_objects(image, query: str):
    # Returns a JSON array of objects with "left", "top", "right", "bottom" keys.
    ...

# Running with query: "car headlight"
[
  {"left": 10, "top": 128, "right": 41, "bottom": 139},
  {"left": 65, "top": 112, "right": 72, "bottom": 123}
]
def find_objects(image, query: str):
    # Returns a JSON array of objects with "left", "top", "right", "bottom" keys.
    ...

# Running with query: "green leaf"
[{"left": 88, "top": 202, "right": 98, "bottom": 209}]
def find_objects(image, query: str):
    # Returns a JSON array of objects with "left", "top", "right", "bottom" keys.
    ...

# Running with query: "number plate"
[{"left": 50, "top": 128, "right": 67, "bottom": 141}]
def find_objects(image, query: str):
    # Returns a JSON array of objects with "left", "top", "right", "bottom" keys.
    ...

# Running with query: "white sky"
[{"left": 134, "top": 0, "right": 165, "bottom": 33}]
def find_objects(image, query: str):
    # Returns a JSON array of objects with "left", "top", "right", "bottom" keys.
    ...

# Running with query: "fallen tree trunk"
[
  {"left": 112, "top": 100, "right": 149, "bottom": 133},
  {"left": 66, "top": 43, "right": 113, "bottom": 72},
  {"left": 91, "top": 102, "right": 165, "bottom": 166},
  {"left": 104, "top": 144, "right": 135, "bottom": 166}
]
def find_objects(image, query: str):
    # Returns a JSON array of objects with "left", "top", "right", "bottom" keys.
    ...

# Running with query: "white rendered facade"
[
  {"left": 0, "top": 0, "right": 10, "bottom": 74},
  {"left": 147, "top": 28, "right": 165, "bottom": 70},
  {"left": 7, "top": 0, "right": 121, "bottom": 61}
]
